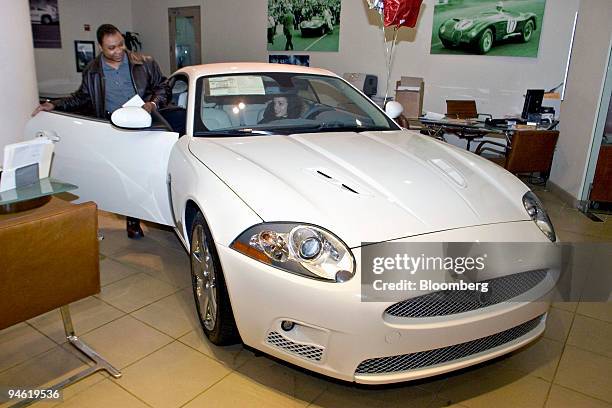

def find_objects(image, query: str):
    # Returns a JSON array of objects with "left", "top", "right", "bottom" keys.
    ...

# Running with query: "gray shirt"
[{"left": 102, "top": 54, "right": 136, "bottom": 113}]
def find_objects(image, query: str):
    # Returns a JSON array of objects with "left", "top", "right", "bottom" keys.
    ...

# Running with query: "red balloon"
[{"left": 383, "top": 0, "right": 423, "bottom": 28}]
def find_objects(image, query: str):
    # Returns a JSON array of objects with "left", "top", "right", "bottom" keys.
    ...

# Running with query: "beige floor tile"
[
  {"left": 551, "top": 302, "right": 578, "bottom": 313},
  {"left": 97, "top": 211, "right": 126, "bottom": 230},
  {"left": 117, "top": 341, "right": 230, "bottom": 408},
  {"left": 100, "top": 258, "right": 140, "bottom": 287},
  {"left": 131, "top": 289, "right": 199, "bottom": 338},
  {"left": 23, "top": 372, "right": 108, "bottom": 408},
  {"left": 437, "top": 365, "right": 550, "bottom": 408},
  {"left": 310, "top": 382, "right": 435, "bottom": 408},
  {"left": 577, "top": 302, "right": 612, "bottom": 323},
  {"left": 51, "top": 379, "right": 150, "bottom": 408},
  {"left": 567, "top": 314, "right": 612, "bottom": 357},
  {"left": 500, "top": 337, "right": 564, "bottom": 381},
  {"left": 545, "top": 385, "right": 612, "bottom": 408},
  {"left": 112, "top": 244, "right": 191, "bottom": 290},
  {"left": 556, "top": 229, "right": 610, "bottom": 243},
  {"left": 80, "top": 315, "right": 172, "bottom": 369},
  {"left": 0, "top": 323, "right": 57, "bottom": 373},
  {"left": 234, "top": 356, "right": 331, "bottom": 405},
  {"left": 555, "top": 345, "right": 612, "bottom": 403},
  {"left": 97, "top": 272, "right": 178, "bottom": 313},
  {"left": 0, "top": 345, "right": 86, "bottom": 404},
  {"left": 178, "top": 330, "right": 255, "bottom": 370},
  {"left": 27, "top": 297, "right": 124, "bottom": 344},
  {"left": 183, "top": 371, "right": 311, "bottom": 408},
  {"left": 142, "top": 222, "right": 185, "bottom": 252},
  {"left": 543, "top": 307, "right": 574, "bottom": 342}
]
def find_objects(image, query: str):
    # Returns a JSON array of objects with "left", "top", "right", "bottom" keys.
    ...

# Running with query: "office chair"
[
  {"left": 475, "top": 130, "right": 560, "bottom": 181},
  {"left": 446, "top": 100, "right": 492, "bottom": 120}
]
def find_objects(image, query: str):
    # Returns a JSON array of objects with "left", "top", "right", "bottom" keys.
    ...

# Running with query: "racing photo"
[
  {"left": 430, "top": 0, "right": 546, "bottom": 57},
  {"left": 267, "top": 0, "right": 341, "bottom": 52}
]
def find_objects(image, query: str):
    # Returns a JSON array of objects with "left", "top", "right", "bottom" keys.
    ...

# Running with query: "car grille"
[
  {"left": 385, "top": 269, "right": 548, "bottom": 318},
  {"left": 355, "top": 314, "right": 544, "bottom": 375},
  {"left": 452, "top": 31, "right": 462, "bottom": 43},
  {"left": 266, "top": 331, "right": 324, "bottom": 362}
]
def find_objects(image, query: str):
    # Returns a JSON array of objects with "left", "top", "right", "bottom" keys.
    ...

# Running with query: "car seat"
[{"left": 201, "top": 103, "right": 232, "bottom": 130}]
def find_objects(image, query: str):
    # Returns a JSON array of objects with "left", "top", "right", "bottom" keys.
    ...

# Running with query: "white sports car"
[{"left": 26, "top": 63, "right": 558, "bottom": 384}]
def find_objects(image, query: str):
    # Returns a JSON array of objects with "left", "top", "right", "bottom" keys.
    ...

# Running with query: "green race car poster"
[{"left": 431, "top": 0, "right": 546, "bottom": 57}]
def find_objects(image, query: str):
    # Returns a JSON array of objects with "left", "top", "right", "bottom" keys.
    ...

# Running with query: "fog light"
[
  {"left": 281, "top": 320, "right": 295, "bottom": 331},
  {"left": 335, "top": 270, "right": 353, "bottom": 282}
]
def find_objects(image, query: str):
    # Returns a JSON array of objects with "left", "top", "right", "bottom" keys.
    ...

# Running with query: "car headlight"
[
  {"left": 522, "top": 191, "right": 556, "bottom": 242},
  {"left": 469, "top": 29, "right": 478, "bottom": 37},
  {"left": 230, "top": 223, "right": 355, "bottom": 282},
  {"left": 440, "top": 25, "right": 446, "bottom": 34}
]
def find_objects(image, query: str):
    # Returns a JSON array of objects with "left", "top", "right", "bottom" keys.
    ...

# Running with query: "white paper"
[
  {"left": 208, "top": 76, "right": 265, "bottom": 96},
  {"left": 396, "top": 86, "right": 421, "bottom": 91},
  {"left": 122, "top": 94, "right": 146, "bottom": 108},
  {"left": 423, "top": 111, "right": 446, "bottom": 120},
  {"left": 0, "top": 138, "right": 54, "bottom": 192}
]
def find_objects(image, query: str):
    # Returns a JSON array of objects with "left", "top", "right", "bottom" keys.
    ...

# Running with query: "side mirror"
[
  {"left": 110, "top": 106, "right": 152, "bottom": 129},
  {"left": 385, "top": 101, "right": 403, "bottom": 119}
]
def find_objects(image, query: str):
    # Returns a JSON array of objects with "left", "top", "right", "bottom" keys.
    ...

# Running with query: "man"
[
  {"left": 282, "top": 7, "right": 294, "bottom": 51},
  {"left": 33, "top": 24, "right": 169, "bottom": 239}
]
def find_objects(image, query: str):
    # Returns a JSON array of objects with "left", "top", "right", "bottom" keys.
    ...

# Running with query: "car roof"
[{"left": 174, "top": 62, "right": 339, "bottom": 80}]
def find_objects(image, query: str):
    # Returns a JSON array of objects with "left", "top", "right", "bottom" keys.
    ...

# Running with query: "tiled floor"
[{"left": 1, "top": 184, "right": 610, "bottom": 408}]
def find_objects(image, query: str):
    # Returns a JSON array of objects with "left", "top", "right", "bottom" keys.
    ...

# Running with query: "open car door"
[{"left": 24, "top": 111, "right": 178, "bottom": 226}]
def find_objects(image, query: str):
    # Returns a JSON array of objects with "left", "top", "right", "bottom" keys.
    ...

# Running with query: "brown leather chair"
[
  {"left": 475, "top": 130, "right": 560, "bottom": 179},
  {"left": 446, "top": 100, "right": 492, "bottom": 120},
  {"left": 0, "top": 198, "right": 120, "bottom": 404}
]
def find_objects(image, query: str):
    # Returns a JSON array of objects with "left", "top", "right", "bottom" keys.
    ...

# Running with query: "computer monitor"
[{"left": 521, "top": 89, "right": 544, "bottom": 120}]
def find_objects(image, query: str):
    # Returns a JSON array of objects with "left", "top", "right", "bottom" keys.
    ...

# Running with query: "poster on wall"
[
  {"left": 269, "top": 54, "right": 310, "bottom": 66},
  {"left": 30, "top": 0, "right": 61, "bottom": 48},
  {"left": 267, "top": 0, "right": 341, "bottom": 52},
  {"left": 75, "top": 41, "right": 95, "bottom": 72},
  {"left": 430, "top": 0, "right": 546, "bottom": 57}
]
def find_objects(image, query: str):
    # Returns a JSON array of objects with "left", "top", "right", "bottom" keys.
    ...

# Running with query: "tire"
[
  {"left": 521, "top": 20, "right": 534, "bottom": 43},
  {"left": 41, "top": 15, "right": 51, "bottom": 24},
  {"left": 190, "top": 211, "right": 239, "bottom": 345},
  {"left": 441, "top": 38, "right": 454, "bottom": 49},
  {"left": 477, "top": 28, "right": 494, "bottom": 54}
]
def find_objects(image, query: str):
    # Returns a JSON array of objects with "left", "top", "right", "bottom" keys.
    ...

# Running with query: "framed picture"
[
  {"left": 430, "top": 0, "right": 546, "bottom": 58},
  {"left": 269, "top": 54, "right": 310, "bottom": 67},
  {"left": 30, "top": 0, "right": 61, "bottom": 48},
  {"left": 267, "top": 0, "right": 341, "bottom": 52},
  {"left": 74, "top": 40, "right": 95, "bottom": 72}
]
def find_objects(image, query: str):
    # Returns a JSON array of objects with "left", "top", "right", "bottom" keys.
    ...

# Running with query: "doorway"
[
  {"left": 168, "top": 6, "right": 201, "bottom": 72},
  {"left": 582, "top": 43, "right": 612, "bottom": 208}
]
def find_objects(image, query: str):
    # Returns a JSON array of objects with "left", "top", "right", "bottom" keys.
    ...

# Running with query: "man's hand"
[
  {"left": 142, "top": 101, "right": 156, "bottom": 113},
  {"left": 32, "top": 101, "right": 55, "bottom": 117}
]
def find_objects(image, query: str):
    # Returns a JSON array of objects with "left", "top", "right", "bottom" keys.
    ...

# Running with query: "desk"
[{"left": 419, "top": 117, "right": 559, "bottom": 150}]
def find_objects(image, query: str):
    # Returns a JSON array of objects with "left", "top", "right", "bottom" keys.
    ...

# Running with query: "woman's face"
[{"left": 273, "top": 97, "right": 289, "bottom": 117}]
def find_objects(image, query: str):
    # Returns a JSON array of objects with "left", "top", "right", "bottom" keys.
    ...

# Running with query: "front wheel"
[
  {"left": 190, "top": 211, "right": 239, "bottom": 345},
  {"left": 477, "top": 29, "right": 494, "bottom": 54},
  {"left": 521, "top": 20, "right": 534, "bottom": 42}
]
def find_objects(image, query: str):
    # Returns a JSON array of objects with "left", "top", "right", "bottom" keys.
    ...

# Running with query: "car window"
[{"left": 193, "top": 72, "right": 399, "bottom": 136}]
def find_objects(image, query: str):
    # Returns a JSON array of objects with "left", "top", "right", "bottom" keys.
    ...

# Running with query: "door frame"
[
  {"left": 168, "top": 6, "right": 202, "bottom": 72},
  {"left": 581, "top": 39, "right": 612, "bottom": 203}
]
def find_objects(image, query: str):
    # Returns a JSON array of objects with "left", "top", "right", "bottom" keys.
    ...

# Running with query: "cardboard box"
[{"left": 395, "top": 77, "right": 424, "bottom": 119}]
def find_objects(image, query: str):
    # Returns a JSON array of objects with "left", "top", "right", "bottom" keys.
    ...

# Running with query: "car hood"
[{"left": 188, "top": 130, "right": 530, "bottom": 248}]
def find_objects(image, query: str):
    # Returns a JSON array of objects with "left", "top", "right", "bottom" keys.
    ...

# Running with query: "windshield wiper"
[{"left": 194, "top": 128, "right": 274, "bottom": 137}]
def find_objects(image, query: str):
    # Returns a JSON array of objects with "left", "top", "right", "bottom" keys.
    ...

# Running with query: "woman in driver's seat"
[{"left": 259, "top": 95, "right": 303, "bottom": 123}]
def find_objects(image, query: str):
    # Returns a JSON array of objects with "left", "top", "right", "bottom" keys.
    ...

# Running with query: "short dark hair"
[{"left": 96, "top": 24, "right": 121, "bottom": 45}]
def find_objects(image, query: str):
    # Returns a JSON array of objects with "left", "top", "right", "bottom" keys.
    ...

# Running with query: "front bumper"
[
  {"left": 439, "top": 28, "right": 478, "bottom": 47},
  {"left": 218, "top": 221, "right": 556, "bottom": 384}
]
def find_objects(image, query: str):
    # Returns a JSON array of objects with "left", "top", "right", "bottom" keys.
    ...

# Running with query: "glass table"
[{"left": 0, "top": 178, "right": 77, "bottom": 214}]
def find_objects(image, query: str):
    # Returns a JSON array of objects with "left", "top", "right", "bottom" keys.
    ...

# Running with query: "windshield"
[{"left": 193, "top": 72, "right": 399, "bottom": 136}]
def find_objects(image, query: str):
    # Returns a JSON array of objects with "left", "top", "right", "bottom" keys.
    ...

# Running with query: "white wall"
[
  {"left": 549, "top": 0, "right": 612, "bottom": 201},
  {"left": 0, "top": 0, "right": 39, "bottom": 163},
  {"left": 34, "top": 0, "right": 133, "bottom": 95},
  {"left": 132, "top": 0, "right": 579, "bottom": 117}
]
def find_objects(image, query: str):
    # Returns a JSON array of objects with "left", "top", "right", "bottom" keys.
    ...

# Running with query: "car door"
[{"left": 25, "top": 111, "right": 178, "bottom": 226}]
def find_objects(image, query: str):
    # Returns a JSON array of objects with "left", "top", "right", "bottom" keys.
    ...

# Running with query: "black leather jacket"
[{"left": 52, "top": 51, "right": 169, "bottom": 118}]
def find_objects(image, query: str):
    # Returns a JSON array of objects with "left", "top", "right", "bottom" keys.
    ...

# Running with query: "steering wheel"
[{"left": 303, "top": 105, "right": 334, "bottom": 120}]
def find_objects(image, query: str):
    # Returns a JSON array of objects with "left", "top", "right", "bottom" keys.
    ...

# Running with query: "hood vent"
[{"left": 309, "top": 168, "right": 365, "bottom": 196}]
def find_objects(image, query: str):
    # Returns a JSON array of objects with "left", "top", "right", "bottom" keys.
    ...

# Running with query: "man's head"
[
  {"left": 96, "top": 24, "right": 125, "bottom": 63},
  {"left": 496, "top": 1, "right": 504, "bottom": 11}
]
